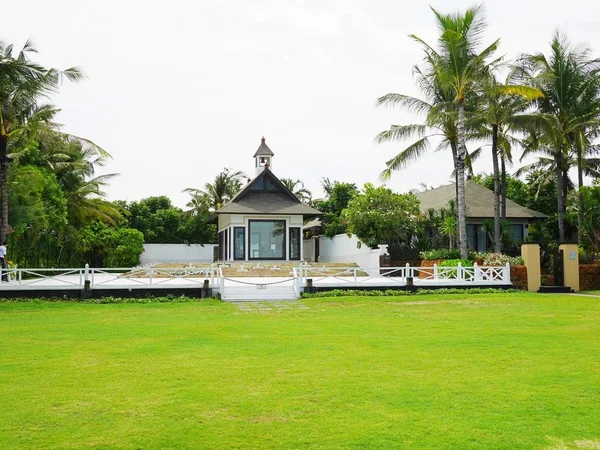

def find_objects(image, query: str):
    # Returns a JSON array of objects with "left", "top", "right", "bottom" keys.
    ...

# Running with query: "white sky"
[{"left": 4, "top": 0, "right": 600, "bottom": 207}]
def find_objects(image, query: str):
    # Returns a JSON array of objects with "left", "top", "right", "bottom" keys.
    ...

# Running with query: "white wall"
[
  {"left": 140, "top": 244, "right": 217, "bottom": 264},
  {"left": 303, "top": 239, "right": 316, "bottom": 262},
  {"left": 316, "top": 234, "right": 388, "bottom": 275}
]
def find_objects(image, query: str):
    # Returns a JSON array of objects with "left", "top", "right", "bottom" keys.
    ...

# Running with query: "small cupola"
[{"left": 253, "top": 136, "right": 274, "bottom": 176}]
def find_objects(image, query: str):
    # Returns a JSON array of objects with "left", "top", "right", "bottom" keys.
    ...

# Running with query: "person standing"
[{"left": 0, "top": 241, "right": 7, "bottom": 282}]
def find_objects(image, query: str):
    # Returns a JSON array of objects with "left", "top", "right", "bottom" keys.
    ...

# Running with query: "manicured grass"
[{"left": 1, "top": 293, "right": 599, "bottom": 449}]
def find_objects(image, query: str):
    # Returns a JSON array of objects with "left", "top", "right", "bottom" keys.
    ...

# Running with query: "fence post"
[
  {"left": 149, "top": 268, "right": 153, "bottom": 285},
  {"left": 473, "top": 262, "right": 479, "bottom": 281},
  {"left": 405, "top": 263, "right": 410, "bottom": 279},
  {"left": 433, "top": 263, "right": 438, "bottom": 281},
  {"left": 354, "top": 268, "right": 357, "bottom": 284},
  {"left": 457, "top": 262, "right": 463, "bottom": 282},
  {"left": 504, "top": 262, "right": 510, "bottom": 283},
  {"left": 18, "top": 269, "right": 22, "bottom": 286}
]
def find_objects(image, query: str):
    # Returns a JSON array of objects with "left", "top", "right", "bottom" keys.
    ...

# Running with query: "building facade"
[{"left": 211, "top": 138, "right": 321, "bottom": 262}]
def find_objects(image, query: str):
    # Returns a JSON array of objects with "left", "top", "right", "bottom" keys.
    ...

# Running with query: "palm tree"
[
  {"left": 514, "top": 33, "right": 600, "bottom": 242},
  {"left": 0, "top": 39, "right": 85, "bottom": 241},
  {"left": 379, "top": 6, "right": 499, "bottom": 259},
  {"left": 474, "top": 72, "right": 542, "bottom": 252},
  {"left": 183, "top": 168, "right": 245, "bottom": 212},
  {"left": 418, "top": 6, "right": 500, "bottom": 259},
  {"left": 280, "top": 178, "right": 312, "bottom": 204}
]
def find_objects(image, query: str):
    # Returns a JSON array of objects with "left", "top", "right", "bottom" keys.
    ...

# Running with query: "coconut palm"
[
  {"left": 280, "top": 178, "right": 312, "bottom": 204},
  {"left": 418, "top": 6, "right": 500, "bottom": 259},
  {"left": 474, "top": 72, "right": 542, "bottom": 252},
  {"left": 0, "top": 39, "right": 85, "bottom": 241},
  {"left": 514, "top": 33, "right": 600, "bottom": 242},
  {"left": 379, "top": 6, "right": 499, "bottom": 258},
  {"left": 183, "top": 168, "right": 246, "bottom": 212}
]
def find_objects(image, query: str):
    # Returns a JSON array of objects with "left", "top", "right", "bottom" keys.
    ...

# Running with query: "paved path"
[{"left": 234, "top": 301, "right": 312, "bottom": 312}]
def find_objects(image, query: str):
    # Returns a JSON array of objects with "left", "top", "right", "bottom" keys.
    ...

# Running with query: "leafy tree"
[
  {"left": 104, "top": 228, "right": 145, "bottom": 267},
  {"left": 312, "top": 182, "right": 359, "bottom": 238},
  {"left": 0, "top": 39, "right": 85, "bottom": 241},
  {"left": 343, "top": 183, "right": 422, "bottom": 249},
  {"left": 78, "top": 221, "right": 144, "bottom": 267},
  {"left": 123, "top": 196, "right": 185, "bottom": 244}
]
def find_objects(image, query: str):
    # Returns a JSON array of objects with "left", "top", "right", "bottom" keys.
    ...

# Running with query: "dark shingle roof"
[
  {"left": 415, "top": 180, "right": 547, "bottom": 219},
  {"left": 253, "top": 137, "right": 274, "bottom": 157},
  {"left": 217, "top": 192, "right": 321, "bottom": 216},
  {"left": 208, "top": 166, "right": 322, "bottom": 222}
]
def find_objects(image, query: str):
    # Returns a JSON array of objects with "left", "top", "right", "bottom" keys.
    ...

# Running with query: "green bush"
[
  {"left": 420, "top": 249, "right": 461, "bottom": 260},
  {"left": 438, "top": 259, "right": 473, "bottom": 267}
]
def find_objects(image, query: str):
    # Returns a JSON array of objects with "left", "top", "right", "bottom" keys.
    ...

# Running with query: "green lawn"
[{"left": 1, "top": 293, "right": 599, "bottom": 449}]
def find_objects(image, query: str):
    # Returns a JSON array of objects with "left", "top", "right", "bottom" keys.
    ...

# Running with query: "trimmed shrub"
[
  {"left": 510, "top": 265, "right": 528, "bottom": 290},
  {"left": 579, "top": 265, "right": 600, "bottom": 290}
]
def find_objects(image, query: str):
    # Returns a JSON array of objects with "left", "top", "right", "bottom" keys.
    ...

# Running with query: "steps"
[{"left": 220, "top": 285, "right": 298, "bottom": 301}]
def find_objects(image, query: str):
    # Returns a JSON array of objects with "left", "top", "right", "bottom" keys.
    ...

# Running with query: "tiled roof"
[{"left": 415, "top": 180, "right": 547, "bottom": 219}]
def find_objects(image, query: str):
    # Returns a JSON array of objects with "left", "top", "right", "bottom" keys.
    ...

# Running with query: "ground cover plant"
[{"left": 1, "top": 293, "right": 599, "bottom": 449}]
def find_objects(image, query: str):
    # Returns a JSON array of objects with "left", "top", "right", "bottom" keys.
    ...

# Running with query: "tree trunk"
[
  {"left": 500, "top": 153, "right": 507, "bottom": 220},
  {"left": 556, "top": 150, "right": 565, "bottom": 242},
  {"left": 491, "top": 125, "right": 501, "bottom": 253},
  {"left": 451, "top": 141, "right": 459, "bottom": 250},
  {"left": 456, "top": 103, "right": 469, "bottom": 259},
  {"left": 0, "top": 134, "right": 8, "bottom": 244},
  {"left": 578, "top": 162, "right": 584, "bottom": 244}
]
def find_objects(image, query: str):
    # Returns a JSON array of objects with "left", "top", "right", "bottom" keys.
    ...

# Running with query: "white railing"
[
  {"left": 297, "top": 262, "right": 511, "bottom": 287},
  {"left": 0, "top": 264, "right": 217, "bottom": 291}
]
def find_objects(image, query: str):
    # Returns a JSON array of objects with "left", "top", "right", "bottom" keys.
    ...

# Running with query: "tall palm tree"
[
  {"left": 280, "top": 178, "right": 312, "bottom": 204},
  {"left": 183, "top": 168, "right": 245, "bottom": 212},
  {"left": 419, "top": 6, "right": 500, "bottom": 259},
  {"left": 0, "top": 39, "right": 84, "bottom": 241},
  {"left": 514, "top": 33, "right": 600, "bottom": 242},
  {"left": 379, "top": 6, "right": 498, "bottom": 258},
  {"left": 474, "top": 72, "right": 542, "bottom": 252}
]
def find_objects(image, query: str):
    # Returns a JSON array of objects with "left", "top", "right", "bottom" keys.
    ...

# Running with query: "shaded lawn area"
[{"left": 1, "top": 293, "right": 599, "bottom": 449}]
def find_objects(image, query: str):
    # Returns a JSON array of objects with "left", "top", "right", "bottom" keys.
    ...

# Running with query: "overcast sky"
[{"left": 4, "top": 1, "right": 600, "bottom": 207}]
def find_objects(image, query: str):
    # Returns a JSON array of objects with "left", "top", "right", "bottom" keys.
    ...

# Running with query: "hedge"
[
  {"left": 579, "top": 264, "right": 600, "bottom": 290},
  {"left": 510, "top": 265, "right": 528, "bottom": 290}
]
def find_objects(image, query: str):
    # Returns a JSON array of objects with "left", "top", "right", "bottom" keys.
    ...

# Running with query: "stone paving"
[{"left": 234, "top": 301, "right": 312, "bottom": 312}]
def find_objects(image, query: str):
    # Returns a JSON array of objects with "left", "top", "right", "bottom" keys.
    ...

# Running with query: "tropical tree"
[
  {"left": 514, "top": 33, "right": 600, "bottom": 242},
  {"left": 0, "top": 39, "right": 85, "bottom": 242},
  {"left": 378, "top": 6, "right": 499, "bottom": 259},
  {"left": 280, "top": 178, "right": 312, "bottom": 204},
  {"left": 183, "top": 168, "right": 245, "bottom": 212},
  {"left": 343, "top": 183, "right": 422, "bottom": 249},
  {"left": 474, "top": 72, "right": 542, "bottom": 252},
  {"left": 419, "top": 6, "right": 499, "bottom": 259}
]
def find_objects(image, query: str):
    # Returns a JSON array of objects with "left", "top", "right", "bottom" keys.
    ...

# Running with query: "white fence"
[
  {"left": 0, "top": 263, "right": 511, "bottom": 296},
  {"left": 140, "top": 244, "right": 217, "bottom": 264}
]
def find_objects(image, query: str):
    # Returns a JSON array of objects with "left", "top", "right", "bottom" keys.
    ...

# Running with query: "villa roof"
[
  {"left": 253, "top": 137, "right": 274, "bottom": 157},
  {"left": 210, "top": 167, "right": 321, "bottom": 221},
  {"left": 415, "top": 180, "right": 547, "bottom": 219}
]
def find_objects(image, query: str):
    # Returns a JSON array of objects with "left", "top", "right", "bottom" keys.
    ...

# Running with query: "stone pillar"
[
  {"left": 521, "top": 243, "right": 541, "bottom": 292},
  {"left": 559, "top": 243, "right": 579, "bottom": 292}
]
